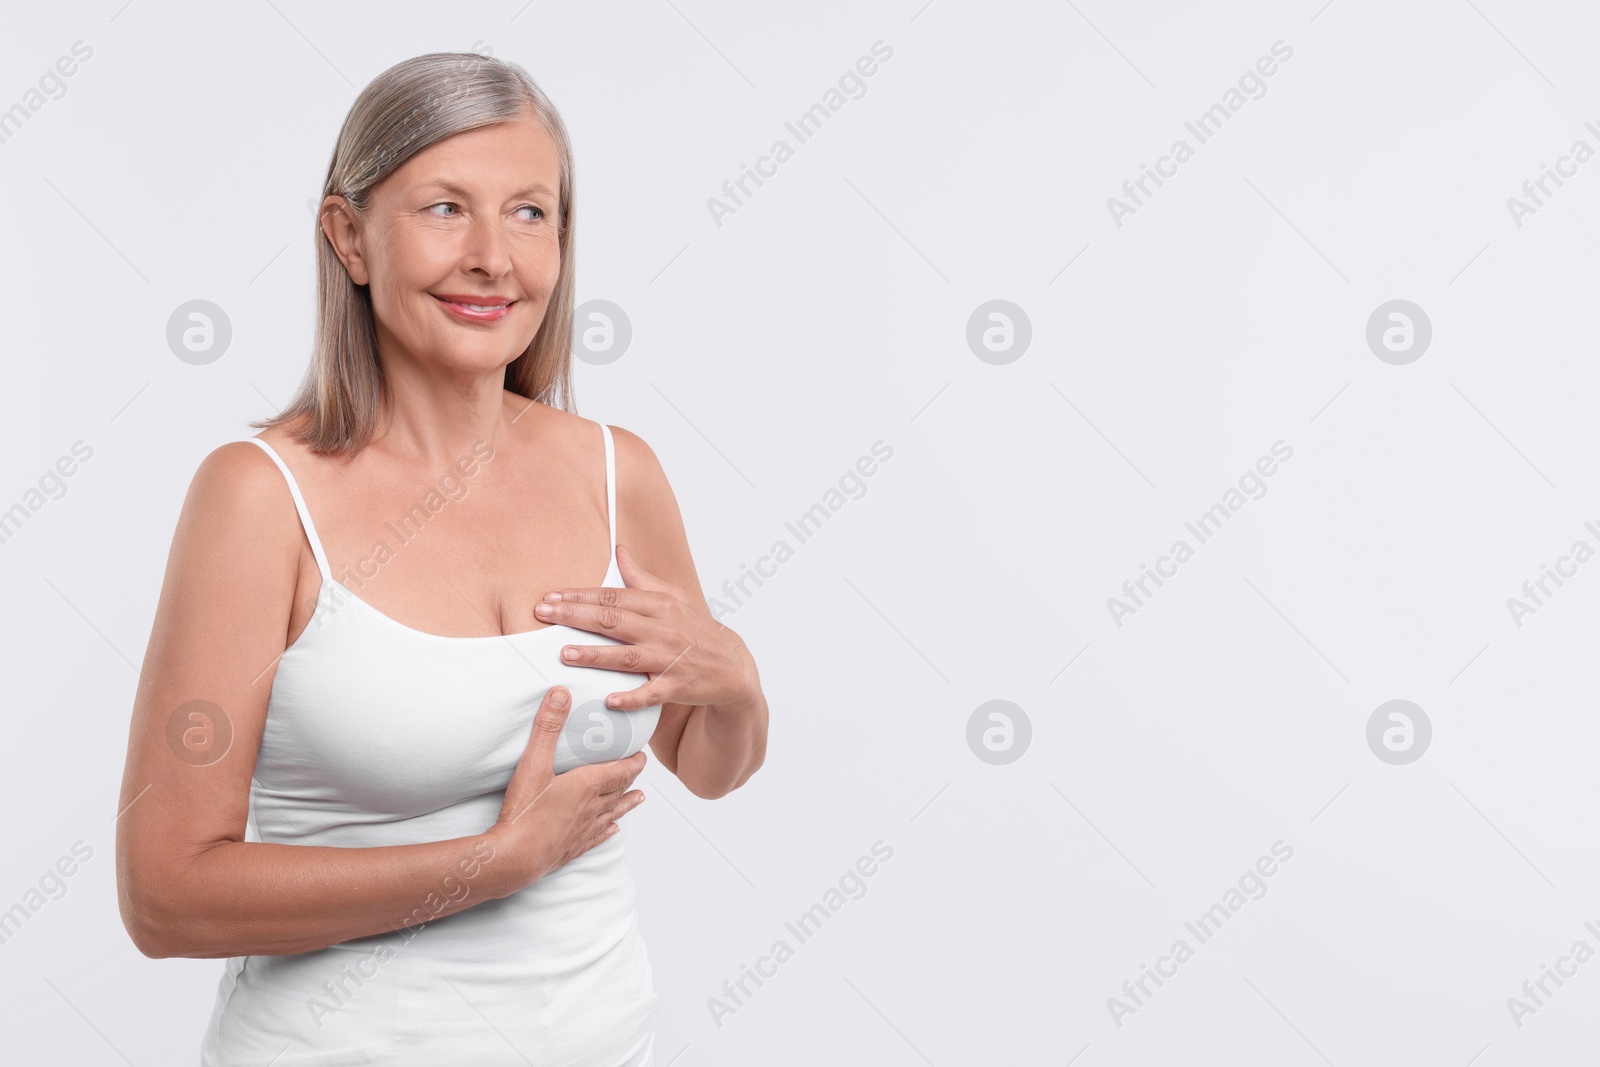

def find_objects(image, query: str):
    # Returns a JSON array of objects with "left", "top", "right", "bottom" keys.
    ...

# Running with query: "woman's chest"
[{"left": 256, "top": 624, "right": 661, "bottom": 819}]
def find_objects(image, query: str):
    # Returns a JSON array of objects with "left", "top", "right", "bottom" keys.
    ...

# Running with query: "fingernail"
[
  {"left": 550, "top": 687, "right": 569, "bottom": 708},
  {"left": 544, "top": 592, "right": 562, "bottom": 601}
]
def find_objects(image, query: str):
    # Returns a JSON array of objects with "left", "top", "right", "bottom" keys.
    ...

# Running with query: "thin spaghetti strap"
[
  {"left": 244, "top": 437, "right": 333, "bottom": 583},
  {"left": 599, "top": 422, "right": 618, "bottom": 562}
]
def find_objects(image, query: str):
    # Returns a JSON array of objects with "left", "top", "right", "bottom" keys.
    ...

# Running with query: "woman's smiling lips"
[{"left": 432, "top": 292, "right": 517, "bottom": 323}]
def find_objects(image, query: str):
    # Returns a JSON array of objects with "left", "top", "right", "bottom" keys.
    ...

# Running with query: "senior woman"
[{"left": 114, "top": 53, "right": 767, "bottom": 1066}]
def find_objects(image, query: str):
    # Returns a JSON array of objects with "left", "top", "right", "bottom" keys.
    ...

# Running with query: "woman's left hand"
[{"left": 535, "top": 544, "right": 757, "bottom": 712}]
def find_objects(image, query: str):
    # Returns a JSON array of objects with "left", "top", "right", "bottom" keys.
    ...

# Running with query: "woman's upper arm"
[
  {"left": 610, "top": 425, "right": 704, "bottom": 601},
  {"left": 115, "top": 440, "right": 304, "bottom": 955},
  {"left": 607, "top": 426, "right": 709, "bottom": 774}
]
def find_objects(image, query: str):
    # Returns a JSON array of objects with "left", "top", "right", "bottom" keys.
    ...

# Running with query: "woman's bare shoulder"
[
  {"left": 247, "top": 415, "right": 317, "bottom": 462},
  {"left": 604, "top": 423, "right": 671, "bottom": 498},
  {"left": 600, "top": 422, "right": 690, "bottom": 569},
  {"left": 181, "top": 428, "right": 311, "bottom": 572},
  {"left": 500, "top": 392, "right": 629, "bottom": 464},
  {"left": 496, "top": 394, "right": 678, "bottom": 505}
]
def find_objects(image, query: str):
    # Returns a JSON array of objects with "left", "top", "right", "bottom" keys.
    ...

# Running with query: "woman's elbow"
[
  {"left": 120, "top": 888, "right": 177, "bottom": 959},
  {"left": 118, "top": 864, "right": 204, "bottom": 959},
  {"left": 685, "top": 755, "right": 764, "bottom": 800}
]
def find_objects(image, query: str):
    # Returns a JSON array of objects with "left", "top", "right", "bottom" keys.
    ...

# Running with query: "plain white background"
[{"left": 3, "top": 0, "right": 1599, "bottom": 1063}]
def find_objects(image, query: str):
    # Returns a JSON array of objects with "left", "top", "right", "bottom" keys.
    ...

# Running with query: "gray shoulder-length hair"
[{"left": 252, "top": 52, "right": 577, "bottom": 455}]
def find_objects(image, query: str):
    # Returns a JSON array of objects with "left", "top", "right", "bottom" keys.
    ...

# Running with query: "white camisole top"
[{"left": 200, "top": 420, "right": 661, "bottom": 1066}]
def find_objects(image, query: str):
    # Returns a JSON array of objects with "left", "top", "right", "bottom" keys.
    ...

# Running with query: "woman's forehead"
[{"left": 388, "top": 122, "right": 560, "bottom": 194}]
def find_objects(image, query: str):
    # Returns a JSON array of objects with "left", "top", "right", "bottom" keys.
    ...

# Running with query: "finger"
[
  {"left": 599, "top": 791, "right": 643, "bottom": 830},
  {"left": 528, "top": 686, "right": 571, "bottom": 752},
  {"left": 535, "top": 592, "right": 648, "bottom": 638},
  {"left": 582, "top": 748, "right": 647, "bottom": 794},
  {"left": 599, "top": 681, "right": 669, "bottom": 713},
  {"left": 611, "top": 749, "right": 648, "bottom": 789},
  {"left": 558, "top": 640, "right": 660, "bottom": 674},
  {"left": 585, "top": 771, "right": 629, "bottom": 799},
  {"left": 540, "top": 582, "right": 665, "bottom": 616},
  {"left": 502, "top": 688, "right": 570, "bottom": 826}
]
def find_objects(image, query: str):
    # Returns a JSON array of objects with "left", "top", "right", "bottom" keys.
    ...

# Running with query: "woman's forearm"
[
  {"left": 128, "top": 831, "right": 519, "bottom": 959},
  {"left": 675, "top": 692, "right": 768, "bottom": 799}
]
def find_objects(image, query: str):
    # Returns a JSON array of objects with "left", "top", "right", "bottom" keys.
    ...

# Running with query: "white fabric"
[
  {"left": 619, "top": 1031, "right": 655, "bottom": 1067},
  {"left": 200, "top": 421, "right": 660, "bottom": 1066}
]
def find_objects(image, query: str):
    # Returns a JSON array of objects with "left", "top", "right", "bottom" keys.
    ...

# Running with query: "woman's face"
[{"left": 328, "top": 112, "right": 563, "bottom": 379}]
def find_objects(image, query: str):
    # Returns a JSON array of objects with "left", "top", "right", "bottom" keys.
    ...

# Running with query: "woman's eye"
[{"left": 427, "top": 203, "right": 541, "bottom": 221}]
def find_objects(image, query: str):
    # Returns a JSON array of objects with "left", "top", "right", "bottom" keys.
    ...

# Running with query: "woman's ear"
[{"left": 320, "top": 195, "right": 370, "bottom": 286}]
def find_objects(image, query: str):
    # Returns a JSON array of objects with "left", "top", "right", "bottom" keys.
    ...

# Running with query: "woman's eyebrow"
[{"left": 422, "top": 178, "right": 555, "bottom": 199}]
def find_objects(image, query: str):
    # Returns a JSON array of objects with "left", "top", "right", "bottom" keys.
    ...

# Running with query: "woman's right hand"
[{"left": 486, "top": 685, "right": 648, "bottom": 895}]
